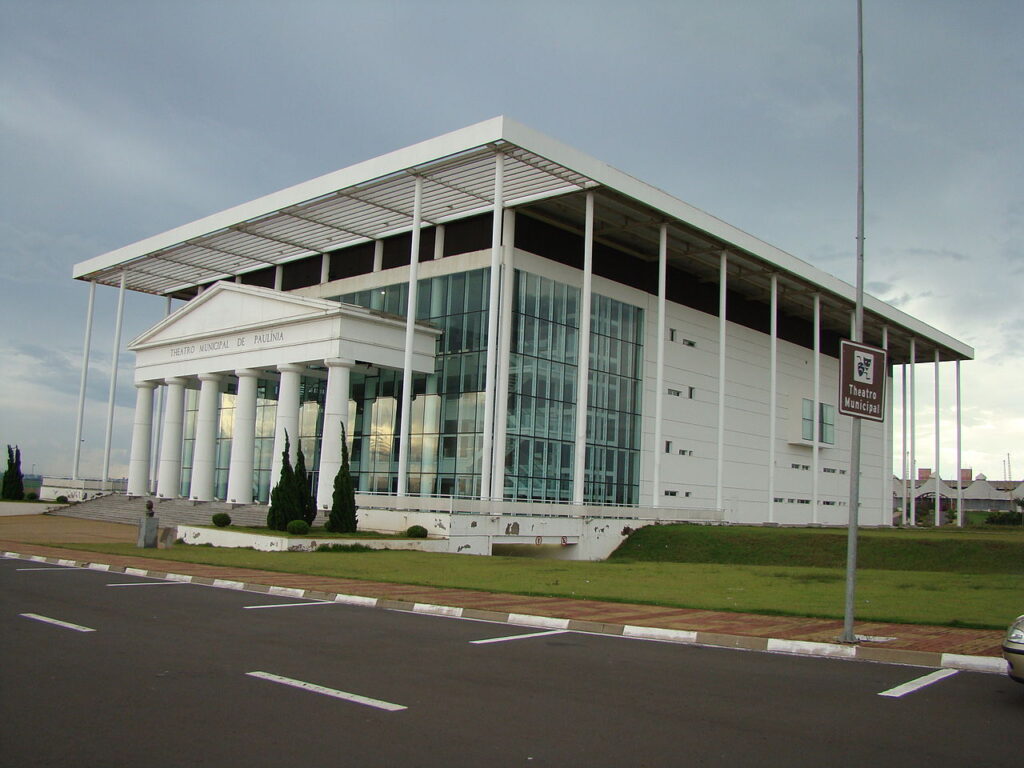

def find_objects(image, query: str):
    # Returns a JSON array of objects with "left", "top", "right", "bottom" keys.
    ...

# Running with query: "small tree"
[
  {"left": 326, "top": 423, "right": 358, "bottom": 533},
  {"left": 3, "top": 445, "right": 24, "bottom": 500},
  {"left": 294, "top": 441, "right": 317, "bottom": 526},
  {"left": 267, "top": 432, "right": 301, "bottom": 531}
]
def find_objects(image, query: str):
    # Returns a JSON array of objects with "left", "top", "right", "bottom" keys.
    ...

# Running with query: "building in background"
[{"left": 70, "top": 118, "right": 973, "bottom": 526}]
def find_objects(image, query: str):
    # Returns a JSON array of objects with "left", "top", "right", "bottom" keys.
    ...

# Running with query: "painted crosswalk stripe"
[
  {"left": 243, "top": 601, "right": 335, "bottom": 609},
  {"left": 471, "top": 629, "right": 569, "bottom": 645},
  {"left": 879, "top": 668, "right": 958, "bottom": 698},
  {"left": 20, "top": 613, "right": 96, "bottom": 633},
  {"left": 246, "top": 671, "right": 406, "bottom": 711}
]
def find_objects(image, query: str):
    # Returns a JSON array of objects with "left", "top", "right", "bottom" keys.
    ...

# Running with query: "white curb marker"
[
  {"left": 879, "top": 668, "right": 958, "bottom": 698},
  {"left": 246, "top": 671, "right": 406, "bottom": 711},
  {"left": 471, "top": 629, "right": 569, "bottom": 645},
  {"left": 20, "top": 613, "right": 96, "bottom": 633}
]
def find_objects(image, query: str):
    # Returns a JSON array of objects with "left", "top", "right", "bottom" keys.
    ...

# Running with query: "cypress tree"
[
  {"left": 294, "top": 441, "right": 316, "bottom": 525},
  {"left": 327, "top": 422, "right": 358, "bottom": 533},
  {"left": 267, "top": 432, "right": 296, "bottom": 531},
  {"left": 3, "top": 445, "right": 24, "bottom": 501}
]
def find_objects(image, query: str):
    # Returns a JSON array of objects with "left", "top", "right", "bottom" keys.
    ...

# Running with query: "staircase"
[{"left": 49, "top": 494, "right": 269, "bottom": 528}]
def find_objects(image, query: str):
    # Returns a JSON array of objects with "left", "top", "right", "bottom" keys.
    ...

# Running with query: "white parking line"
[
  {"left": 246, "top": 671, "right": 406, "bottom": 711},
  {"left": 471, "top": 629, "right": 569, "bottom": 645},
  {"left": 16, "top": 567, "right": 82, "bottom": 571},
  {"left": 243, "top": 601, "right": 335, "bottom": 609},
  {"left": 106, "top": 581, "right": 190, "bottom": 587},
  {"left": 19, "top": 613, "right": 96, "bottom": 633},
  {"left": 879, "top": 668, "right": 959, "bottom": 698}
]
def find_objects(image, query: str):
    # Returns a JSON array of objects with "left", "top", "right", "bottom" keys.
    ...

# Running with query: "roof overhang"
[{"left": 74, "top": 116, "right": 973, "bottom": 363}]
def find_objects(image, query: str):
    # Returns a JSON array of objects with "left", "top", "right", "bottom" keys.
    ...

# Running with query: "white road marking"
[
  {"left": 243, "top": 601, "right": 335, "bottom": 609},
  {"left": 471, "top": 629, "right": 570, "bottom": 645},
  {"left": 19, "top": 613, "right": 96, "bottom": 633},
  {"left": 106, "top": 581, "right": 190, "bottom": 587},
  {"left": 16, "top": 567, "right": 83, "bottom": 571},
  {"left": 246, "top": 671, "right": 406, "bottom": 711},
  {"left": 879, "top": 668, "right": 959, "bottom": 698}
]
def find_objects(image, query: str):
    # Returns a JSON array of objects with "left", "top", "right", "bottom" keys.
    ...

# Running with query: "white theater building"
[{"left": 70, "top": 117, "right": 973, "bottom": 530}]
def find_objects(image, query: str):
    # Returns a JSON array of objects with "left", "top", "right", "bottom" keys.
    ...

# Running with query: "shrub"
[
  {"left": 985, "top": 510, "right": 1023, "bottom": 526},
  {"left": 406, "top": 525, "right": 428, "bottom": 538},
  {"left": 316, "top": 543, "right": 379, "bottom": 553},
  {"left": 286, "top": 519, "right": 310, "bottom": 536},
  {"left": 56, "top": 495, "right": 68, "bottom": 504},
  {"left": 211, "top": 512, "right": 232, "bottom": 528},
  {"left": 26, "top": 492, "right": 38, "bottom": 500}
]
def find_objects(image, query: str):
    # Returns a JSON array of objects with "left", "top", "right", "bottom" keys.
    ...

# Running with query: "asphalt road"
[{"left": 1, "top": 556, "right": 1020, "bottom": 767}]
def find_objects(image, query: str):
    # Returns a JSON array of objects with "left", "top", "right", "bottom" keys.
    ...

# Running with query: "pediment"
[{"left": 129, "top": 282, "right": 342, "bottom": 349}]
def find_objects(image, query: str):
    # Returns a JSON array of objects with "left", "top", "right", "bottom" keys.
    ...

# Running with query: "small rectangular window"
[
  {"left": 687, "top": 386, "right": 695, "bottom": 399},
  {"left": 773, "top": 497, "right": 785, "bottom": 503},
  {"left": 667, "top": 388, "right": 682, "bottom": 397},
  {"left": 664, "top": 490, "right": 678, "bottom": 497},
  {"left": 682, "top": 339, "right": 696, "bottom": 347},
  {"left": 677, "top": 449, "right": 692, "bottom": 456},
  {"left": 665, "top": 440, "right": 673, "bottom": 453},
  {"left": 668, "top": 328, "right": 677, "bottom": 342}
]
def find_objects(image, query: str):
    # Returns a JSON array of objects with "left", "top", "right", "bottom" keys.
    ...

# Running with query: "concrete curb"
[{"left": 3, "top": 550, "right": 1007, "bottom": 676}]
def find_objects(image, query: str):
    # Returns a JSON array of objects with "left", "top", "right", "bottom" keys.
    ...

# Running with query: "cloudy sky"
[{"left": 1, "top": 0, "right": 1020, "bottom": 483}]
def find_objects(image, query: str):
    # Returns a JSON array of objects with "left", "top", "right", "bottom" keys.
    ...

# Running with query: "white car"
[{"left": 1004, "top": 615, "right": 1024, "bottom": 684}]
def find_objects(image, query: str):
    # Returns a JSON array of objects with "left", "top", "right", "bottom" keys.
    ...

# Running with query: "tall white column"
[
  {"left": 151, "top": 295, "right": 173, "bottom": 493},
  {"left": 226, "top": 369, "right": 260, "bottom": 504},
  {"left": 653, "top": 224, "right": 668, "bottom": 506},
  {"left": 491, "top": 209, "right": 516, "bottom": 497},
  {"left": 271, "top": 364, "right": 304, "bottom": 486},
  {"left": 102, "top": 271, "right": 127, "bottom": 488},
  {"left": 480, "top": 153, "right": 504, "bottom": 500},
  {"left": 189, "top": 373, "right": 222, "bottom": 501},
  {"left": 909, "top": 338, "right": 917, "bottom": 525},
  {"left": 320, "top": 252, "right": 331, "bottom": 284},
  {"left": 433, "top": 224, "right": 445, "bottom": 260},
  {"left": 156, "top": 377, "right": 187, "bottom": 498},
  {"left": 812, "top": 293, "right": 821, "bottom": 524},
  {"left": 880, "top": 326, "right": 890, "bottom": 526},
  {"left": 715, "top": 252, "right": 728, "bottom": 512},
  {"left": 317, "top": 358, "right": 353, "bottom": 510},
  {"left": 72, "top": 281, "right": 96, "bottom": 480},
  {"left": 955, "top": 360, "right": 963, "bottom": 527},
  {"left": 768, "top": 273, "right": 778, "bottom": 522},
  {"left": 901, "top": 362, "right": 908, "bottom": 524},
  {"left": 572, "top": 192, "right": 595, "bottom": 504},
  {"left": 397, "top": 176, "right": 423, "bottom": 496},
  {"left": 934, "top": 349, "right": 942, "bottom": 523},
  {"left": 127, "top": 382, "right": 156, "bottom": 496}
]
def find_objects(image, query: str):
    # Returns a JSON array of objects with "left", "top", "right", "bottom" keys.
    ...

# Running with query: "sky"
[{"left": 1, "top": 0, "right": 1021, "bottom": 483}]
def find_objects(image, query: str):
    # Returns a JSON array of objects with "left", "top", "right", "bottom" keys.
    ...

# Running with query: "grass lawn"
[{"left": 59, "top": 538, "right": 1022, "bottom": 630}]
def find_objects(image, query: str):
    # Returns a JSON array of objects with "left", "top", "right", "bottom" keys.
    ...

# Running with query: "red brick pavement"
[{"left": 2, "top": 538, "right": 1005, "bottom": 658}]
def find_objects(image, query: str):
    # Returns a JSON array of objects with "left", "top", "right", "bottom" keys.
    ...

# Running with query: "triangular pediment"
[{"left": 129, "top": 282, "right": 342, "bottom": 349}]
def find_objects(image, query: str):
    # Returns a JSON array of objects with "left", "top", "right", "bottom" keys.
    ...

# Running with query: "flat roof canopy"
[{"left": 74, "top": 116, "right": 972, "bottom": 364}]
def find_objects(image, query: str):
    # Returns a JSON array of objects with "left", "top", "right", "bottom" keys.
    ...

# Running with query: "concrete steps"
[{"left": 50, "top": 494, "right": 269, "bottom": 528}]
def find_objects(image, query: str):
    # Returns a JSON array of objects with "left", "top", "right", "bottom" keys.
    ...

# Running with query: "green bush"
[
  {"left": 25, "top": 492, "right": 38, "bottom": 501},
  {"left": 985, "top": 510, "right": 1023, "bottom": 526},
  {"left": 406, "top": 525, "right": 428, "bottom": 538},
  {"left": 211, "top": 513, "right": 232, "bottom": 528},
  {"left": 56, "top": 495, "right": 68, "bottom": 504},
  {"left": 286, "top": 519, "right": 311, "bottom": 536},
  {"left": 316, "top": 543, "right": 379, "bottom": 553}
]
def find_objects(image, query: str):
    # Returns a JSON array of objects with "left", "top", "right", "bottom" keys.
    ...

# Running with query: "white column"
[
  {"left": 715, "top": 253, "right": 728, "bottom": 512},
  {"left": 126, "top": 382, "right": 156, "bottom": 496},
  {"left": 72, "top": 281, "right": 96, "bottom": 480},
  {"left": 373, "top": 240, "right": 384, "bottom": 272},
  {"left": 102, "top": 271, "right": 127, "bottom": 487},
  {"left": 768, "top": 273, "right": 778, "bottom": 522},
  {"left": 397, "top": 176, "right": 423, "bottom": 496},
  {"left": 480, "top": 153, "right": 504, "bottom": 500},
  {"left": 900, "top": 362, "right": 908, "bottom": 525},
  {"left": 909, "top": 338, "right": 917, "bottom": 525},
  {"left": 157, "top": 377, "right": 187, "bottom": 498},
  {"left": 812, "top": 293, "right": 821, "bottom": 524},
  {"left": 225, "top": 369, "right": 260, "bottom": 504},
  {"left": 653, "top": 224, "right": 668, "bottom": 506},
  {"left": 433, "top": 224, "right": 445, "bottom": 260},
  {"left": 934, "top": 349, "right": 942, "bottom": 523},
  {"left": 491, "top": 208, "right": 516, "bottom": 497},
  {"left": 150, "top": 296, "right": 173, "bottom": 493},
  {"left": 274, "top": 265, "right": 283, "bottom": 290},
  {"left": 955, "top": 360, "right": 963, "bottom": 527},
  {"left": 320, "top": 252, "right": 331, "bottom": 283},
  {"left": 189, "top": 373, "right": 222, "bottom": 501},
  {"left": 270, "top": 364, "right": 304, "bottom": 486},
  {"left": 316, "top": 358, "right": 353, "bottom": 509},
  {"left": 572, "top": 192, "right": 595, "bottom": 504}
]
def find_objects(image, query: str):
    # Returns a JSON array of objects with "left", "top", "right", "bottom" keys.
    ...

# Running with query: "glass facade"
[
  {"left": 801, "top": 399, "right": 836, "bottom": 445},
  {"left": 174, "top": 267, "right": 643, "bottom": 506}
]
